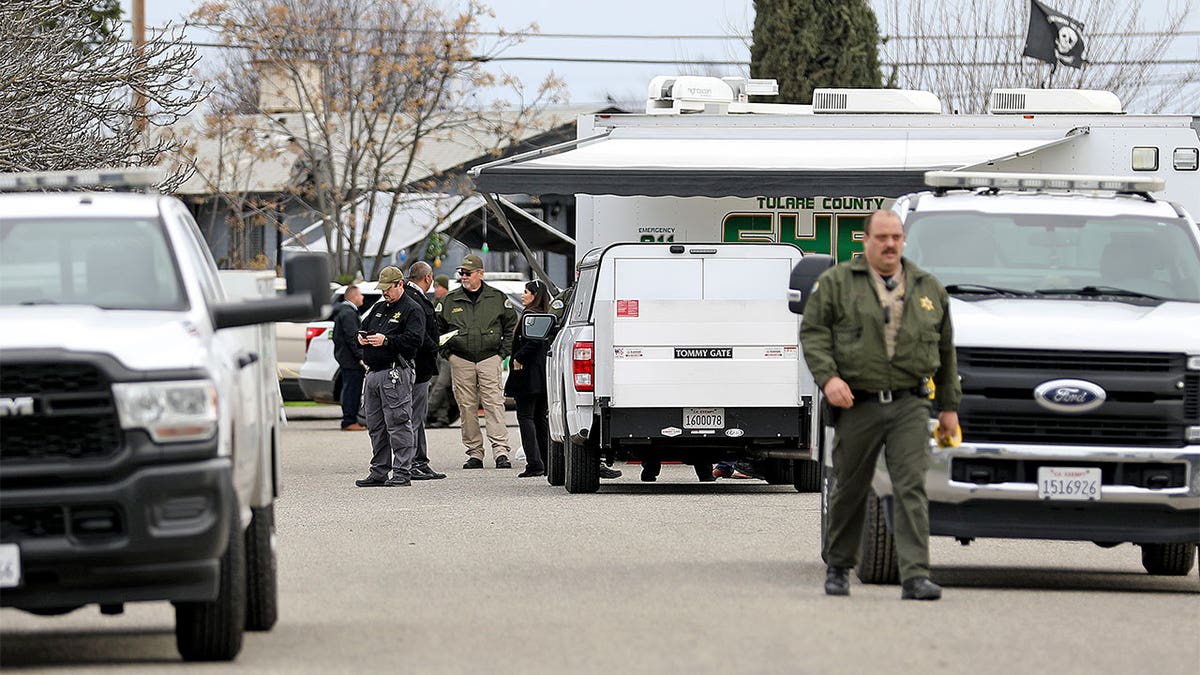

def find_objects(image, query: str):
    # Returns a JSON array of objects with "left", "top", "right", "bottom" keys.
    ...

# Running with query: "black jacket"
[
  {"left": 508, "top": 313, "right": 549, "bottom": 396},
  {"left": 360, "top": 290, "right": 425, "bottom": 371},
  {"left": 330, "top": 300, "right": 364, "bottom": 371},
  {"left": 406, "top": 281, "right": 439, "bottom": 384}
]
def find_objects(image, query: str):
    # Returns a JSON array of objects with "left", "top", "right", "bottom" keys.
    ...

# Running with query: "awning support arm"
[
  {"left": 469, "top": 129, "right": 613, "bottom": 179},
  {"left": 480, "top": 192, "right": 560, "bottom": 295}
]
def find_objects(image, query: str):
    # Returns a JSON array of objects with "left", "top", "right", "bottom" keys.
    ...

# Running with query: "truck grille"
[
  {"left": 957, "top": 348, "right": 1194, "bottom": 448},
  {"left": 0, "top": 362, "right": 120, "bottom": 461}
]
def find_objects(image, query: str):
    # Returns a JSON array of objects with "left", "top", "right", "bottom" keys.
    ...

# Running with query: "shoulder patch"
[
  {"left": 435, "top": 302, "right": 442, "bottom": 312},
  {"left": 504, "top": 299, "right": 513, "bottom": 309}
]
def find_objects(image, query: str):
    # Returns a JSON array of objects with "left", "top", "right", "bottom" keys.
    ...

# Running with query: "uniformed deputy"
[
  {"left": 800, "top": 209, "right": 961, "bottom": 600},
  {"left": 354, "top": 266, "right": 426, "bottom": 488},
  {"left": 436, "top": 254, "right": 518, "bottom": 469}
]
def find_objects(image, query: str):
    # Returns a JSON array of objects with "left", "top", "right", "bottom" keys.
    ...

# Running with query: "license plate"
[
  {"left": 1037, "top": 466, "right": 1101, "bottom": 501},
  {"left": 0, "top": 543, "right": 21, "bottom": 588},
  {"left": 683, "top": 408, "right": 724, "bottom": 429}
]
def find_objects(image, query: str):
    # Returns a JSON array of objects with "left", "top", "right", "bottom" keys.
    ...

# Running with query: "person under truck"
[{"left": 799, "top": 209, "right": 960, "bottom": 601}]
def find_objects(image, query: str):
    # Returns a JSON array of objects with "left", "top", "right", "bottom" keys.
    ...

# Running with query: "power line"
[{"left": 124, "top": 20, "right": 1200, "bottom": 42}]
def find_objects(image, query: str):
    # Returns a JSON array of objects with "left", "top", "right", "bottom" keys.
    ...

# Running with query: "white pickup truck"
[
  {"left": 0, "top": 169, "right": 328, "bottom": 661},
  {"left": 544, "top": 242, "right": 821, "bottom": 492},
  {"left": 797, "top": 172, "right": 1200, "bottom": 583}
]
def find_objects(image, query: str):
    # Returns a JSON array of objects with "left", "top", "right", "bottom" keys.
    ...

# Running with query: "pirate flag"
[{"left": 1023, "top": 0, "right": 1085, "bottom": 69}]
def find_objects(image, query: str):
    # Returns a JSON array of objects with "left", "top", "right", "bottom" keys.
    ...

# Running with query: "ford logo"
[{"left": 1033, "top": 379, "right": 1106, "bottom": 414}]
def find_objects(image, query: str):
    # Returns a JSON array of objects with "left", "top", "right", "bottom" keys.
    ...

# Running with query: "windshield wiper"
[
  {"left": 944, "top": 283, "right": 1035, "bottom": 296},
  {"left": 1035, "top": 285, "right": 1166, "bottom": 300}
]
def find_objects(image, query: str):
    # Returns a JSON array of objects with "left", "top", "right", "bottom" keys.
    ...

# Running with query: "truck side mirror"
[
  {"left": 522, "top": 313, "right": 556, "bottom": 340},
  {"left": 285, "top": 253, "right": 333, "bottom": 319},
  {"left": 788, "top": 254, "right": 836, "bottom": 315}
]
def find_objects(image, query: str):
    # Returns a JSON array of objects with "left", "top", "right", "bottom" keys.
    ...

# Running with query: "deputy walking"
[
  {"left": 355, "top": 266, "right": 426, "bottom": 488},
  {"left": 799, "top": 209, "right": 960, "bottom": 601},
  {"left": 437, "top": 254, "right": 518, "bottom": 469}
]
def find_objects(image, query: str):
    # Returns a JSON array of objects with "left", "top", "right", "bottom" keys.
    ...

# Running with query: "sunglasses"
[{"left": 456, "top": 268, "right": 477, "bottom": 277}]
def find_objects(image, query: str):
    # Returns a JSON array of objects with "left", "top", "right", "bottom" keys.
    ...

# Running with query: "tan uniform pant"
[{"left": 449, "top": 354, "right": 510, "bottom": 459}]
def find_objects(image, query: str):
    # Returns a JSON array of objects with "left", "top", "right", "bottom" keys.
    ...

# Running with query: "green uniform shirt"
[
  {"left": 800, "top": 256, "right": 961, "bottom": 412},
  {"left": 436, "top": 282, "right": 518, "bottom": 363}
]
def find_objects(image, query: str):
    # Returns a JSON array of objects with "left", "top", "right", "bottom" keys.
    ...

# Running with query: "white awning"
[{"left": 471, "top": 128, "right": 1084, "bottom": 197}]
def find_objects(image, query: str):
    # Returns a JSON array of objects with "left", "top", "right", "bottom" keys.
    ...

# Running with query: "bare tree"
[
  {"left": 191, "top": 0, "right": 567, "bottom": 279},
  {"left": 879, "top": 0, "right": 1199, "bottom": 113},
  {"left": 0, "top": 0, "right": 205, "bottom": 180}
]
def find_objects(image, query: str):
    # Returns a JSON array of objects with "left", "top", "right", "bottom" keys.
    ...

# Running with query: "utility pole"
[{"left": 132, "top": 0, "right": 146, "bottom": 132}]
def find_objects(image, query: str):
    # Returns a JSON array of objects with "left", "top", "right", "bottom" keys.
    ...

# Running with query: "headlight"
[{"left": 112, "top": 380, "right": 218, "bottom": 443}]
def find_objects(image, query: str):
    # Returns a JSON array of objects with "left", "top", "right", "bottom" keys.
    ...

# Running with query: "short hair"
[
  {"left": 407, "top": 261, "right": 432, "bottom": 281},
  {"left": 344, "top": 285, "right": 363, "bottom": 299},
  {"left": 863, "top": 209, "right": 901, "bottom": 235}
]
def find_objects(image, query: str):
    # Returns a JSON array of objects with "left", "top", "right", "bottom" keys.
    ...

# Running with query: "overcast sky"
[{"left": 119, "top": 0, "right": 1197, "bottom": 110}]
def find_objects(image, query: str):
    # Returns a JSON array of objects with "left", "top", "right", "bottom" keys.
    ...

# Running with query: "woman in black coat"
[{"left": 508, "top": 280, "right": 553, "bottom": 478}]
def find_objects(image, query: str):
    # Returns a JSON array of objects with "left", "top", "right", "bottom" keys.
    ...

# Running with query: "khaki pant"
[
  {"left": 825, "top": 394, "right": 932, "bottom": 582},
  {"left": 449, "top": 354, "right": 510, "bottom": 459}
]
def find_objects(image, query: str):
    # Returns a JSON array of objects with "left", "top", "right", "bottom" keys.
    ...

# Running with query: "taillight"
[
  {"left": 304, "top": 326, "right": 326, "bottom": 352},
  {"left": 572, "top": 341, "right": 594, "bottom": 392}
]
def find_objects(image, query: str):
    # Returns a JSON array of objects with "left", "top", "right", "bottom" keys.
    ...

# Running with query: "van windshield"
[
  {"left": 0, "top": 218, "right": 187, "bottom": 310},
  {"left": 904, "top": 212, "right": 1200, "bottom": 302}
]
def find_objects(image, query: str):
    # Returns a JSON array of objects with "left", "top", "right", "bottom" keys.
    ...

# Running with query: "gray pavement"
[{"left": 2, "top": 417, "right": 1198, "bottom": 673}]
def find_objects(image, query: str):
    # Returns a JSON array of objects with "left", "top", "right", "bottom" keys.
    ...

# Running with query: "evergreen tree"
[{"left": 751, "top": 0, "right": 883, "bottom": 104}]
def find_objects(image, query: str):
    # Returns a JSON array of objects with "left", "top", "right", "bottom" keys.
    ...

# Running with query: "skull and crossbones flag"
[{"left": 1023, "top": 0, "right": 1085, "bottom": 69}]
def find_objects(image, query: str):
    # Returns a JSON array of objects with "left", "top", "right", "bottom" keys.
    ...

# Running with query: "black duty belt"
[{"left": 850, "top": 387, "right": 925, "bottom": 404}]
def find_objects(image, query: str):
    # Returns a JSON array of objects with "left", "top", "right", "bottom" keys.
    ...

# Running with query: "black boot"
[{"left": 825, "top": 566, "right": 850, "bottom": 596}]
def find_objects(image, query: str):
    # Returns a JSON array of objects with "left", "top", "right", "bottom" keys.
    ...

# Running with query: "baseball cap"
[
  {"left": 376, "top": 266, "right": 404, "bottom": 290},
  {"left": 434, "top": 274, "right": 449, "bottom": 290},
  {"left": 457, "top": 254, "right": 484, "bottom": 272}
]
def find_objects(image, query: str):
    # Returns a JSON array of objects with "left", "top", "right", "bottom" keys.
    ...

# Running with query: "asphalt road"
[{"left": 3, "top": 410, "right": 1198, "bottom": 674}]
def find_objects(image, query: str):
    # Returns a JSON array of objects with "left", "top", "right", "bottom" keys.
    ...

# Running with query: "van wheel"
[
  {"left": 758, "top": 459, "right": 794, "bottom": 485},
  {"left": 793, "top": 459, "right": 821, "bottom": 493},
  {"left": 564, "top": 439, "right": 599, "bottom": 493},
  {"left": 856, "top": 489, "right": 899, "bottom": 584},
  {"left": 547, "top": 440, "right": 566, "bottom": 486},
  {"left": 1139, "top": 542, "right": 1197, "bottom": 575},
  {"left": 244, "top": 504, "right": 278, "bottom": 631},
  {"left": 175, "top": 507, "right": 246, "bottom": 661}
]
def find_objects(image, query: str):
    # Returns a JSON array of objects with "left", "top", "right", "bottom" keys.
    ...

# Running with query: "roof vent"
[
  {"left": 989, "top": 88, "right": 1123, "bottom": 114},
  {"left": 812, "top": 88, "right": 941, "bottom": 114}
]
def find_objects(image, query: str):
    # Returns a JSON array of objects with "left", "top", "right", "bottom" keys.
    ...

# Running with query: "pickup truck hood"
[
  {"left": 951, "top": 298, "right": 1200, "bottom": 353},
  {"left": 0, "top": 306, "right": 209, "bottom": 371}
]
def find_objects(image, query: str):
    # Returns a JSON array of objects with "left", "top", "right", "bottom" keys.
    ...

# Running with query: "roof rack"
[{"left": 0, "top": 167, "right": 164, "bottom": 193}]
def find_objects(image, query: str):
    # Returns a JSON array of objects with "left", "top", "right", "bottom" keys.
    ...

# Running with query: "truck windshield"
[
  {"left": 904, "top": 212, "right": 1200, "bottom": 302},
  {"left": 0, "top": 218, "right": 186, "bottom": 310}
]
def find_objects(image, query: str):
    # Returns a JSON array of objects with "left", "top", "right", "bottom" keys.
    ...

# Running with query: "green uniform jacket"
[
  {"left": 436, "top": 282, "right": 518, "bottom": 363},
  {"left": 800, "top": 256, "right": 962, "bottom": 412}
]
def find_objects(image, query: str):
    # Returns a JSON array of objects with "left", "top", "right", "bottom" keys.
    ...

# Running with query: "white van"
[{"left": 545, "top": 243, "right": 820, "bottom": 492}]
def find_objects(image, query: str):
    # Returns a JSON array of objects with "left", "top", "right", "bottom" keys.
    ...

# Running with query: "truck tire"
[
  {"left": 564, "top": 438, "right": 599, "bottom": 493},
  {"left": 759, "top": 459, "right": 794, "bottom": 484},
  {"left": 1139, "top": 542, "right": 1197, "bottom": 575},
  {"left": 856, "top": 489, "right": 900, "bottom": 585},
  {"left": 547, "top": 439, "right": 566, "bottom": 486},
  {"left": 175, "top": 509, "right": 246, "bottom": 661},
  {"left": 244, "top": 503, "right": 278, "bottom": 631},
  {"left": 793, "top": 459, "right": 821, "bottom": 493}
]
